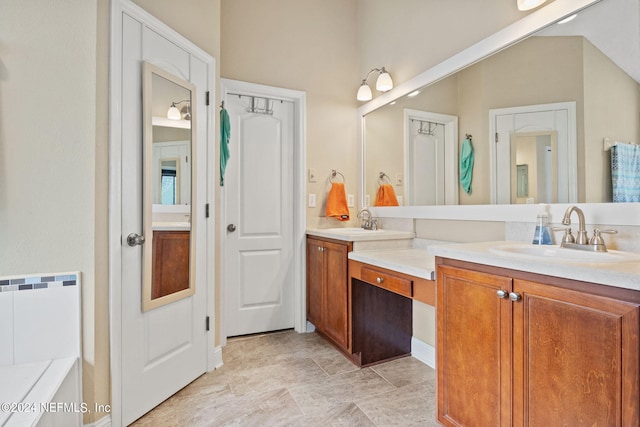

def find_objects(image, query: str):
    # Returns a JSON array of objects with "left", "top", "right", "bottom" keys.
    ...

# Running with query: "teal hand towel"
[
  {"left": 460, "top": 137, "right": 474, "bottom": 194},
  {"left": 220, "top": 107, "right": 231, "bottom": 186}
]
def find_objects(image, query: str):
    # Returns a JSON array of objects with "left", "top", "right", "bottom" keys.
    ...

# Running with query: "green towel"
[
  {"left": 220, "top": 107, "right": 231, "bottom": 186},
  {"left": 460, "top": 137, "right": 474, "bottom": 194}
]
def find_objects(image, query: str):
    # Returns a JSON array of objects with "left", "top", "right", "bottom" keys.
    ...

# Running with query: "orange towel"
[
  {"left": 325, "top": 182, "right": 350, "bottom": 221},
  {"left": 375, "top": 184, "right": 399, "bottom": 206}
]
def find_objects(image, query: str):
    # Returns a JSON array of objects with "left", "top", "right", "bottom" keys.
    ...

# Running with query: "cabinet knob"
[
  {"left": 376, "top": 277, "right": 384, "bottom": 284},
  {"left": 497, "top": 289, "right": 509, "bottom": 299},
  {"left": 317, "top": 246, "right": 324, "bottom": 252},
  {"left": 509, "top": 292, "right": 522, "bottom": 302}
]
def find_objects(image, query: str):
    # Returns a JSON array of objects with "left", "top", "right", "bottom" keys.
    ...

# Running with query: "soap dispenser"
[{"left": 532, "top": 204, "right": 553, "bottom": 245}]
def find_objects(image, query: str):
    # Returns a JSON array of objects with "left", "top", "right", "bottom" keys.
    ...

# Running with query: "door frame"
[
  {"left": 219, "top": 78, "right": 307, "bottom": 346},
  {"left": 489, "top": 101, "right": 577, "bottom": 204},
  {"left": 108, "top": 1, "right": 216, "bottom": 426}
]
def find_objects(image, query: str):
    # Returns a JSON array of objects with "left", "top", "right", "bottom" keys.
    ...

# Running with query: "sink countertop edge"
[
  {"left": 348, "top": 249, "right": 436, "bottom": 280},
  {"left": 428, "top": 241, "right": 640, "bottom": 292},
  {"left": 306, "top": 228, "right": 415, "bottom": 242}
]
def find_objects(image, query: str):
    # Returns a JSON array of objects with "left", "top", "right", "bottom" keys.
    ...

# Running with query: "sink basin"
[
  {"left": 489, "top": 243, "right": 640, "bottom": 263},
  {"left": 323, "top": 227, "right": 383, "bottom": 233}
]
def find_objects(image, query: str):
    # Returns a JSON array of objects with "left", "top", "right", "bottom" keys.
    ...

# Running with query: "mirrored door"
[{"left": 142, "top": 62, "right": 197, "bottom": 311}]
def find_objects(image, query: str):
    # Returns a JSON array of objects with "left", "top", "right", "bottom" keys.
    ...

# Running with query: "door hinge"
[
  {"left": 205, "top": 203, "right": 210, "bottom": 218},
  {"left": 206, "top": 91, "right": 210, "bottom": 106},
  {"left": 206, "top": 316, "right": 210, "bottom": 331},
  {"left": 495, "top": 132, "right": 499, "bottom": 143}
]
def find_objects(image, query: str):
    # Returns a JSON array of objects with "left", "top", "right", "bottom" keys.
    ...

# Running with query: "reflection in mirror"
[
  {"left": 142, "top": 62, "right": 196, "bottom": 311},
  {"left": 512, "top": 131, "right": 557, "bottom": 204},
  {"left": 362, "top": 0, "right": 640, "bottom": 206}
]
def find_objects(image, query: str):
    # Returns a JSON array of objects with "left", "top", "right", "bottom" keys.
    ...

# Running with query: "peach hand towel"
[
  {"left": 375, "top": 184, "right": 399, "bottom": 206},
  {"left": 325, "top": 182, "right": 350, "bottom": 221}
]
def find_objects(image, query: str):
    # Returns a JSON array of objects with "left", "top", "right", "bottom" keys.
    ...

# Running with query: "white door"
[
  {"left": 223, "top": 88, "right": 295, "bottom": 337},
  {"left": 408, "top": 124, "right": 445, "bottom": 206},
  {"left": 491, "top": 102, "right": 577, "bottom": 204},
  {"left": 117, "top": 14, "right": 211, "bottom": 426},
  {"left": 403, "top": 109, "right": 459, "bottom": 206}
]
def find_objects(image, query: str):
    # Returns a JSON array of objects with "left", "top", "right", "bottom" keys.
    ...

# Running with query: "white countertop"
[
  {"left": 429, "top": 241, "right": 640, "bottom": 291},
  {"left": 307, "top": 228, "right": 414, "bottom": 242},
  {"left": 152, "top": 221, "right": 191, "bottom": 231},
  {"left": 348, "top": 249, "right": 436, "bottom": 280}
]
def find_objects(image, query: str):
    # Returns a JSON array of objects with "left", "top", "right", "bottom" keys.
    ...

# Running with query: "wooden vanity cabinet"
[
  {"left": 306, "top": 236, "right": 352, "bottom": 351},
  {"left": 437, "top": 259, "right": 640, "bottom": 427}
]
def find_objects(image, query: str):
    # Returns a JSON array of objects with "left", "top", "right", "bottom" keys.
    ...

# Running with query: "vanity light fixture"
[
  {"left": 517, "top": 0, "right": 547, "bottom": 11},
  {"left": 357, "top": 67, "right": 393, "bottom": 101},
  {"left": 167, "top": 99, "right": 191, "bottom": 120}
]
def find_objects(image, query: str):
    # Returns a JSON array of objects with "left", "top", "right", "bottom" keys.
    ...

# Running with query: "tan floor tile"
[
  {"left": 370, "top": 356, "right": 436, "bottom": 388},
  {"left": 288, "top": 368, "right": 397, "bottom": 417},
  {"left": 132, "top": 330, "right": 439, "bottom": 426}
]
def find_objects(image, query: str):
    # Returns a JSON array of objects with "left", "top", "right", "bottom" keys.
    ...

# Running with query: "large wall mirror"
[
  {"left": 362, "top": 0, "right": 639, "bottom": 207},
  {"left": 142, "top": 62, "right": 197, "bottom": 312}
]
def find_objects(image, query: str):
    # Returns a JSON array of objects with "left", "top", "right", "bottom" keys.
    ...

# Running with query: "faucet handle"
[
  {"left": 589, "top": 228, "right": 618, "bottom": 245},
  {"left": 553, "top": 226, "right": 575, "bottom": 245}
]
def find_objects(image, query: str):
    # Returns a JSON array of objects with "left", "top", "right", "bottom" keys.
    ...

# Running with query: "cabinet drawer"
[{"left": 361, "top": 267, "right": 412, "bottom": 298}]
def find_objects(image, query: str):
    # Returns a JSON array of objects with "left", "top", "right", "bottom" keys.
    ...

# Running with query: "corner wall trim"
[
  {"left": 411, "top": 336, "right": 436, "bottom": 369},
  {"left": 85, "top": 415, "right": 112, "bottom": 427},
  {"left": 209, "top": 345, "right": 223, "bottom": 371}
]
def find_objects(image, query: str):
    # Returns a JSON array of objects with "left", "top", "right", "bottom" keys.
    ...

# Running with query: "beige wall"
[
  {"left": 221, "top": 0, "right": 361, "bottom": 230},
  {"left": 0, "top": 0, "right": 110, "bottom": 423},
  {"left": 583, "top": 39, "right": 640, "bottom": 202}
]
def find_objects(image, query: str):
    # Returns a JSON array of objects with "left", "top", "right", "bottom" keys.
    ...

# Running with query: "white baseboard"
[
  {"left": 411, "top": 336, "right": 436, "bottom": 369},
  {"left": 208, "top": 345, "right": 223, "bottom": 371},
  {"left": 85, "top": 414, "right": 111, "bottom": 427}
]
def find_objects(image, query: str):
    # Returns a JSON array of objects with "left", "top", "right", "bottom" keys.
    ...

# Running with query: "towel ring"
[
  {"left": 330, "top": 170, "right": 345, "bottom": 183},
  {"left": 377, "top": 172, "right": 391, "bottom": 186}
]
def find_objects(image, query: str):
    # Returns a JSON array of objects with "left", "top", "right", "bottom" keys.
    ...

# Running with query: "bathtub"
[{"left": 0, "top": 273, "right": 82, "bottom": 427}]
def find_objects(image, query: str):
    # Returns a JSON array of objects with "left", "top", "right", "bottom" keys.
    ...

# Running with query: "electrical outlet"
[
  {"left": 397, "top": 195, "right": 403, "bottom": 206},
  {"left": 364, "top": 195, "right": 370, "bottom": 207},
  {"left": 347, "top": 194, "right": 355, "bottom": 207},
  {"left": 308, "top": 168, "right": 317, "bottom": 182},
  {"left": 396, "top": 174, "right": 403, "bottom": 186},
  {"left": 308, "top": 193, "right": 316, "bottom": 207}
]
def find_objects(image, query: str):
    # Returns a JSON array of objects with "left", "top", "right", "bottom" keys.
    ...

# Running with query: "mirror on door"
[{"left": 142, "top": 62, "right": 197, "bottom": 311}]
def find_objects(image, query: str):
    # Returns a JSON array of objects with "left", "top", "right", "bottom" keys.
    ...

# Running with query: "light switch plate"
[
  {"left": 396, "top": 174, "right": 403, "bottom": 186},
  {"left": 308, "top": 168, "right": 317, "bottom": 183},
  {"left": 347, "top": 194, "right": 354, "bottom": 207},
  {"left": 308, "top": 193, "right": 316, "bottom": 207}
]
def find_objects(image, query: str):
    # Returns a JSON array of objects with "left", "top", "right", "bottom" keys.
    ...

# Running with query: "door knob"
[
  {"left": 127, "top": 233, "right": 145, "bottom": 247},
  {"left": 227, "top": 224, "right": 236, "bottom": 232}
]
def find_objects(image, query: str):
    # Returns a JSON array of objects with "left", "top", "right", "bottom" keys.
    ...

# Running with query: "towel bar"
[{"left": 330, "top": 170, "right": 345, "bottom": 183}]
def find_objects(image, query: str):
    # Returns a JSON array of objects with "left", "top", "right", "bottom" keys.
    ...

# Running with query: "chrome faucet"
[
  {"left": 561, "top": 206, "right": 589, "bottom": 245},
  {"left": 357, "top": 208, "right": 378, "bottom": 230}
]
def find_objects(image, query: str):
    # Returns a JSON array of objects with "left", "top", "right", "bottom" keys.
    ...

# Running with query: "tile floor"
[{"left": 132, "top": 329, "right": 439, "bottom": 426}]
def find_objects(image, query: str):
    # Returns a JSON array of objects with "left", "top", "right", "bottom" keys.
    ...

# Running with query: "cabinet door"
[
  {"left": 437, "top": 265, "right": 513, "bottom": 427},
  {"left": 513, "top": 279, "right": 640, "bottom": 427},
  {"left": 322, "top": 240, "right": 349, "bottom": 348},
  {"left": 306, "top": 238, "right": 325, "bottom": 329}
]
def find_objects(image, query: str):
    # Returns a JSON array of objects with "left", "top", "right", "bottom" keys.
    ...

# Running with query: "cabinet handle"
[
  {"left": 497, "top": 289, "right": 509, "bottom": 299},
  {"left": 317, "top": 246, "right": 324, "bottom": 252},
  {"left": 376, "top": 277, "right": 384, "bottom": 284},
  {"left": 509, "top": 292, "right": 522, "bottom": 302}
]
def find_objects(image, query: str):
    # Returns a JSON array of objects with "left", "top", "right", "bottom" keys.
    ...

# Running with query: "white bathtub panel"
[
  {"left": 0, "top": 293, "right": 14, "bottom": 365},
  {"left": 13, "top": 287, "right": 81, "bottom": 364}
]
